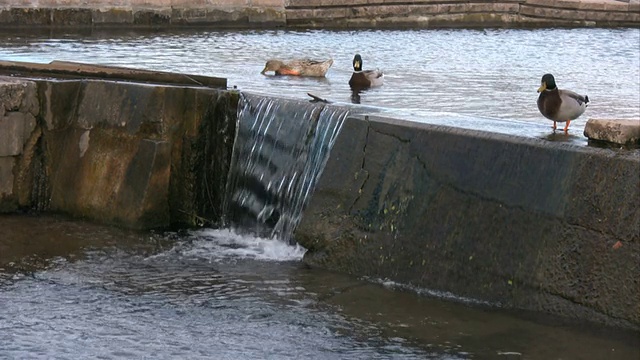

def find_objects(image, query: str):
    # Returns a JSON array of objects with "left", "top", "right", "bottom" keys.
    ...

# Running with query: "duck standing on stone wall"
[
  {"left": 537, "top": 73, "right": 589, "bottom": 133},
  {"left": 261, "top": 58, "right": 334, "bottom": 77}
]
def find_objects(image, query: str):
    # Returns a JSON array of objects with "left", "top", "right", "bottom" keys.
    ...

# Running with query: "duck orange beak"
[{"left": 537, "top": 82, "right": 547, "bottom": 93}]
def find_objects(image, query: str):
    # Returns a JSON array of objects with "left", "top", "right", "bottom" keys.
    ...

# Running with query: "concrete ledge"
[
  {"left": 584, "top": 118, "right": 640, "bottom": 145},
  {"left": 0, "top": 64, "right": 237, "bottom": 228},
  {"left": 0, "top": 60, "right": 227, "bottom": 89},
  {"left": 295, "top": 114, "right": 640, "bottom": 330}
]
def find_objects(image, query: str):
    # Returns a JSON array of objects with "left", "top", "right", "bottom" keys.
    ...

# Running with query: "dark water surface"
[{"left": 1, "top": 215, "right": 639, "bottom": 359}]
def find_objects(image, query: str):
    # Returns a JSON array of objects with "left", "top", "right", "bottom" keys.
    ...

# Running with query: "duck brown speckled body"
[{"left": 261, "top": 58, "right": 334, "bottom": 77}]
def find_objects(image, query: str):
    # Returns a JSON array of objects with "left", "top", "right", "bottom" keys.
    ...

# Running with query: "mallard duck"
[
  {"left": 260, "top": 58, "right": 333, "bottom": 77},
  {"left": 349, "top": 54, "right": 384, "bottom": 89},
  {"left": 537, "top": 73, "right": 589, "bottom": 133}
]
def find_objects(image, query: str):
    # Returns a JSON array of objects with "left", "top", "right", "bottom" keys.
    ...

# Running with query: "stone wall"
[
  {"left": 294, "top": 114, "right": 640, "bottom": 330},
  {"left": 0, "top": 64, "right": 236, "bottom": 229},
  {"left": 287, "top": 0, "right": 639, "bottom": 28},
  {"left": 0, "top": 0, "right": 637, "bottom": 28},
  {"left": 0, "top": 0, "right": 287, "bottom": 28},
  {"left": 0, "top": 78, "right": 40, "bottom": 212}
]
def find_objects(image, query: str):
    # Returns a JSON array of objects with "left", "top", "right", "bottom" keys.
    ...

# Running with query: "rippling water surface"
[
  {"left": 1, "top": 215, "right": 639, "bottom": 359},
  {"left": 1, "top": 28, "right": 639, "bottom": 130}
]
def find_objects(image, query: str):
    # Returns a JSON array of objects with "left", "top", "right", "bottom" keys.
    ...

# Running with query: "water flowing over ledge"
[{"left": 223, "top": 93, "right": 349, "bottom": 243}]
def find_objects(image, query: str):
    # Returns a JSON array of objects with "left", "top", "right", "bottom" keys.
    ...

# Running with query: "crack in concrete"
[
  {"left": 348, "top": 119, "right": 371, "bottom": 213},
  {"left": 370, "top": 126, "right": 411, "bottom": 143}
]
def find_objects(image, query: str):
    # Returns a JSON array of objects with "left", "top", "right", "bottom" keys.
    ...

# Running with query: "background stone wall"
[{"left": 0, "top": 0, "right": 637, "bottom": 28}]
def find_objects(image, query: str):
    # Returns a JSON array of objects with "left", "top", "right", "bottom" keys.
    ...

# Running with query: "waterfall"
[{"left": 223, "top": 93, "right": 349, "bottom": 243}]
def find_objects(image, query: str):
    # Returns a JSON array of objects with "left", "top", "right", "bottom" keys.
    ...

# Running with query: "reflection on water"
[
  {"left": 1, "top": 215, "right": 639, "bottom": 359},
  {"left": 0, "top": 28, "right": 638, "bottom": 133}
]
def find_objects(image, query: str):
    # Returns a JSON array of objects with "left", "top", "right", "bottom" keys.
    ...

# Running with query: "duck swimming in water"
[
  {"left": 261, "top": 58, "right": 334, "bottom": 77},
  {"left": 537, "top": 73, "right": 589, "bottom": 133},
  {"left": 349, "top": 54, "right": 384, "bottom": 89}
]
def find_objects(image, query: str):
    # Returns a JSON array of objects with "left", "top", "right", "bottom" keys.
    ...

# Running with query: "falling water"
[{"left": 223, "top": 92, "right": 349, "bottom": 242}]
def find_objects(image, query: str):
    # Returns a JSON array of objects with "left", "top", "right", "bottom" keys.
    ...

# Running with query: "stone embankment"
[
  {"left": 0, "top": 61, "right": 234, "bottom": 228},
  {"left": 0, "top": 0, "right": 637, "bottom": 29},
  {"left": 1, "top": 62, "right": 638, "bottom": 330}
]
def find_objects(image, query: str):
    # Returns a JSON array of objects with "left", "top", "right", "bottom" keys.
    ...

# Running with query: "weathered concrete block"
[
  {"left": 577, "top": 1, "right": 607, "bottom": 10},
  {"left": 251, "top": 0, "right": 285, "bottom": 6},
  {"left": 40, "top": 81, "right": 82, "bottom": 131},
  {"left": 584, "top": 118, "right": 640, "bottom": 145},
  {"left": 0, "top": 157, "right": 15, "bottom": 198},
  {"left": 51, "top": 8, "right": 93, "bottom": 26},
  {"left": 0, "top": 77, "right": 38, "bottom": 115},
  {"left": 133, "top": 9, "right": 171, "bottom": 25},
  {"left": 467, "top": 3, "right": 508, "bottom": 13},
  {"left": 525, "top": 0, "right": 581, "bottom": 9},
  {"left": 91, "top": 8, "right": 134, "bottom": 24},
  {"left": 438, "top": 3, "right": 469, "bottom": 14},
  {"left": 113, "top": 138, "right": 171, "bottom": 227},
  {"left": 75, "top": 81, "right": 164, "bottom": 134},
  {"left": 297, "top": 114, "right": 640, "bottom": 329},
  {"left": 604, "top": 0, "right": 631, "bottom": 10},
  {"left": 0, "top": 112, "right": 25, "bottom": 156},
  {"left": 23, "top": 113, "right": 37, "bottom": 140},
  {"left": 406, "top": 4, "right": 440, "bottom": 16},
  {"left": 247, "top": 7, "right": 286, "bottom": 24},
  {"left": 171, "top": 7, "right": 207, "bottom": 22},
  {"left": 286, "top": 0, "right": 322, "bottom": 6},
  {"left": 285, "top": 8, "right": 313, "bottom": 20},
  {"left": 520, "top": 5, "right": 589, "bottom": 20},
  {"left": 1, "top": 8, "right": 52, "bottom": 26}
]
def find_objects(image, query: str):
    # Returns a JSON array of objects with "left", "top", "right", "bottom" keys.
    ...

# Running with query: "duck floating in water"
[
  {"left": 537, "top": 73, "right": 589, "bottom": 133},
  {"left": 349, "top": 54, "right": 384, "bottom": 89},
  {"left": 261, "top": 58, "right": 334, "bottom": 77}
]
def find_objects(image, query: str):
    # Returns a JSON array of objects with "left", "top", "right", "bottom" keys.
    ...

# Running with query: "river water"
[
  {"left": 0, "top": 28, "right": 638, "bottom": 126},
  {"left": 1, "top": 215, "right": 639, "bottom": 359},
  {"left": 1, "top": 28, "right": 639, "bottom": 359}
]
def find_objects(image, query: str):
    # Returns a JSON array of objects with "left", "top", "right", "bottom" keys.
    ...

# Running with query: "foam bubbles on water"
[
  {"left": 179, "top": 228, "right": 307, "bottom": 262},
  {"left": 372, "top": 277, "right": 496, "bottom": 307}
]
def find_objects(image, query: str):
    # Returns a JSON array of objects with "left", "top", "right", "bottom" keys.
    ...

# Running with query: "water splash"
[
  {"left": 223, "top": 92, "right": 349, "bottom": 243},
  {"left": 173, "top": 228, "right": 306, "bottom": 262}
]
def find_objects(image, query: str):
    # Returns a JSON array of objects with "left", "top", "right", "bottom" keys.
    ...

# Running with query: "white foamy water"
[{"left": 179, "top": 228, "right": 307, "bottom": 262}]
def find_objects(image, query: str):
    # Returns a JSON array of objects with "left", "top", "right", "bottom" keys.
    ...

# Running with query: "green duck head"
[
  {"left": 353, "top": 54, "right": 363, "bottom": 71},
  {"left": 538, "top": 73, "right": 557, "bottom": 92}
]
